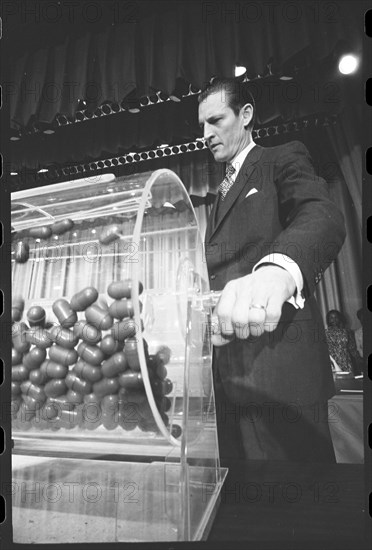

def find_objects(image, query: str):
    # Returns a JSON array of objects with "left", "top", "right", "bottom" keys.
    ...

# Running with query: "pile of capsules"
[{"left": 11, "top": 279, "right": 180, "bottom": 436}]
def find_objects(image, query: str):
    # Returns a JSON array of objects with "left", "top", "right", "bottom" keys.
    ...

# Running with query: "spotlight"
[
  {"left": 338, "top": 54, "right": 359, "bottom": 75},
  {"left": 235, "top": 65, "right": 247, "bottom": 77}
]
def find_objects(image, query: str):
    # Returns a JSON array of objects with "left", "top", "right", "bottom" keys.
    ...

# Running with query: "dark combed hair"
[
  {"left": 326, "top": 309, "right": 346, "bottom": 327},
  {"left": 198, "top": 77, "right": 256, "bottom": 130}
]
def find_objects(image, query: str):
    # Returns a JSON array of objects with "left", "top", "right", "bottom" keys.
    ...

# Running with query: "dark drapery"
[{"left": 5, "top": 0, "right": 364, "bottom": 129}]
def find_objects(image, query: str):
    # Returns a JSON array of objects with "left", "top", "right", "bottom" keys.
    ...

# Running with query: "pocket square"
[{"left": 245, "top": 188, "right": 258, "bottom": 198}]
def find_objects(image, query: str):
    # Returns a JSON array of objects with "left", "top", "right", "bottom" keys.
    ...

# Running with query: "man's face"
[{"left": 198, "top": 90, "right": 249, "bottom": 163}]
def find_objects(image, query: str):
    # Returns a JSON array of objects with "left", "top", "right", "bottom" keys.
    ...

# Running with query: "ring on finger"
[{"left": 249, "top": 303, "right": 266, "bottom": 311}]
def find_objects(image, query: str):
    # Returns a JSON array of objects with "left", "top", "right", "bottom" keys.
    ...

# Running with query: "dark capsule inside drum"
[
  {"left": 15, "top": 241, "right": 29, "bottom": 263},
  {"left": 12, "top": 347, "right": 23, "bottom": 366},
  {"left": 73, "top": 360, "right": 103, "bottom": 383},
  {"left": 43, "top": 402, "right": 60, "bottom": 420},
  {"left": 99, "top": 224, "right": 121, "bottom": 245},
  {"left": 77, "top": 342, "right": 105, "bottom": 366},
  {"left": 29, "top": 368, "right": 49, "bottom": 385},
  {"left": 73, "top": 321, "right": 101, "bottom": 345},
  {"left": 49, "top": 325, "right": 79, "bottom": 349},
  {"left": 101, "top": 352, "right": 128, "bottom": 378},
  {"left": 12, "top": 322, "right": 31, "bottom": 353},
  {"left": 100, "top": 335, "right": 120, "bottom": 355},
  {"left": 23, "top": 395, "right": 42, "bottom": 411},
  {"left": 111, "top": 319, "right": 136, "bottom": 341},
  {"left": 25, "top": 327, "right": 52, "bottom": 349},
  {"left": 11, "top": 381, "right": 21, "bottom": 396},
  {"left": 22, "top": 347, "right": 47, "bottom": 370},
  {"left": 70, "top": 287, "right": 99, "bottom": 311},
  {"left": 26, "top": 306, "right": 46, "bottom": 327},
  {"left": 65, "top": 373, "right": 92, "bottom": 395},
  {"left": 107, "top": 279, "right": 143, "bottom": 299},
  {"left": 44, "top": 379, "right": 68, "bottom": 398},
  {"left": 51, "top": 218, "right": 74, "bottom": 235},
  {"left": 124, "top": 339, "right": 140, "bottom": 371},
  {"left": 118, "top": 370, "right": 144, "bottom": 389},
  {"left": 29, "top": 226, "right": 52, "bottom": 239},
  {"left": 12, "top": 296, "right": 24, "bottom": 322},
  {"left": 108, "top": 299, "right": 135, "bottom": 319},
  {"left": 49, "top": 344, "right": 78, "bottom": 366},
  {"left": 93, "top": 377, "right": 120, "bottom": 397},
  {"left": 40, "top": 360, "right": 68, "bottom": 379},
  {"left": 52, "top": 299, "right": 77, "bottom": 328},
  {"left": 85, "top": 304, "right": 113, "bottom": 330},
  {"left": 12, "top": 365, "right": 29, "bottom": 382},
  {"left": 20, "top": 381, "right": 46, "bottom": 402}
]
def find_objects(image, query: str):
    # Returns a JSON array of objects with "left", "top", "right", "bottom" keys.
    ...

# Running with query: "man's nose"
[{"left": 203, "top": 123, "right": 214, "bottom": 141}]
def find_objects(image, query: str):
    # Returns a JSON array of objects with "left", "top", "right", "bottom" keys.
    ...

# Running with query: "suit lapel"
[{"left": 207, "top": 145, "right": 264, "bottom": 241}]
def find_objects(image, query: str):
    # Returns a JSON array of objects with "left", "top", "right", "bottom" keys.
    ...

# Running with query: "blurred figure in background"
[{"left": 325, "top": 309, "right": 362, "bottom": 375}]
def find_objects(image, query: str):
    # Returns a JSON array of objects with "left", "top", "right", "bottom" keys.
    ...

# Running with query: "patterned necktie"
[{"left": 218, "top": 164, "right": 236, "bottom": 200}]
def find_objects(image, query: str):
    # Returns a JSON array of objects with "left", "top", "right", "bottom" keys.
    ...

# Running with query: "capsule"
[
  {"left": 108, "top": 299, "right": 136, "bottom": 320},
  {"left": 65, "top": 373, "right": 92, "bottom": 395},
  {"left": 124, "top": 339, "right": 141, "bottom": 371},
  {"left": 44, "top": 379, "right": 68, "bottom": 398},
  {"left": 26, "top": 305, "right": 46, "bottom": 327},
  {"left": 73, "top": 321, "right": 101, "bottom": 345},
  {"left": 15, "top": 241, "right": 29, "bottom": 263},
  {"left": 70, "top": 287, "right": 98, "bottom": 311},
  {"left": 11, "top": 381, "right": 21, "bottom": 397},
  {"left": 49, "top": 344, "right": 78, "bottom": 366},
  {"left": 22, "top": 347, "right": 47, "bottom": 371},
  {"left": 102, "top": 414, "right": 119, "bottom": 430},
  {"left": 73, "top": 360, "right": 102, "bottom": 383},
  {"left": 155, "top": 346, "right": 171, "bottom": 365},
  {"left": 56, "top": 407, "right": 82, "bottom": 426},
  {"left": 40, "top": 360, "right": 68, "bottom": 379},
  {"left": 11, "top": 397, "right": 22, "bottom": 416},
  {"left": 100, "top": 335, "right": 121, "bottom": 356},
  {"left": 41, "top": 402, "right": 60, "bottom": 420},
  {"left": 77, "top": 342, "right": 105, "bottom": 366},
  {"left": 119, "top": 388, "right": 147, "bottom": 404},
  {"left": 111, "top": 319, "right": 136, "bottom": 342},
  {"left": 92, "top": 377, "right": 119, "bottom": 397},
  {"left": 85, "top": 304, "right": 113, "bottom": 330},
  {"left": 101, "top": 352, "right": 128, "bottom": 378},
  {"left": 12, "top": 365, "right": 29, "bottom": 381},
  {"left": 118, "top": 370, "right": 143, "bottom": 390},
  {"left": 51, "top": 218, "right": 74, "bottom": 235},
  {"left": 12, "top": 347, "right": 23, "bottom": 366},
  {"left": 108, "top": 279, "right": 143, "bottom": 299},
  {"left": 12, "top": 322, "right": 31, "bottom": 353},
  {"left": 25, "top": 327, "right": 52, "bottom": 349},
  {"left": 101, "top": 394, "right": 120, "bottom": 414},
  {"left": 12, "top": 296, "right": 24, "bottom": 322},
  {"left": 29, "top": 226, "right": 52, "bottom": 239},
  {"left": 22, "top": 395, "right": 42, "bottom": 412},
  {"left": 156, "top": 363, "right": 168, "bottom": 380},
  {"left": 20, "top": 381, "right": 46, "bottom": 403},
  {"left": 157, "top": 396, "right": 172, "bottom": 413},
  {"left": 99, "top": 224, "right": 121, "bottom": 245},
  {"left": 52, "top": 299, "right": 77, "bottom": 328},
  {"left": 29, "top": 368, "right": 49, "bottom": 385},
  {"left": 49, "top": 325, "right": 79, "bottom": 349},
  {"left": 171, "top": 424, "right": 182, "bottom": 438}
]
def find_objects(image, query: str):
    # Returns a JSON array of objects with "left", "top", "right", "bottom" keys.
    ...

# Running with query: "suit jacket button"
[{"left": 210, "top": 274, "right": 216, "bottom": 280}]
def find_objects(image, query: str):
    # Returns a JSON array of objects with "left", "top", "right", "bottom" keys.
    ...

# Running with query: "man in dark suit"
[{"left": 198, "top": 78, "right": 346, "bottom": 462}]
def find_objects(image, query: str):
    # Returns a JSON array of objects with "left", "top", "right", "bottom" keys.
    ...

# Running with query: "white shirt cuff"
[{"left": 253, "top": 254, "right": 305, "bottom": 309}]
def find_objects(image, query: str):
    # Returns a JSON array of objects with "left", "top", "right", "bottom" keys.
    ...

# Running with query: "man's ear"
[{"left": 242, "top": 103, "right": 253, "bottom": 128}]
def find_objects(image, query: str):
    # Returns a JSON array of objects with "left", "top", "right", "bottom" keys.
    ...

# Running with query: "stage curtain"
[{"left": 7, "top": 1, "right": 363, "bottom": 129}]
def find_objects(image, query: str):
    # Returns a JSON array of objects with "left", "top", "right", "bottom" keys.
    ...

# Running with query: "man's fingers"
[
  {"left": 264, "top": 295, "right": 285, "bottom": 332},
  {"left": 210, "top": 314, "right": 235, "bottom": 346},
  {"left": 215, "top": 282, "right": 237, "bottom": 335}
]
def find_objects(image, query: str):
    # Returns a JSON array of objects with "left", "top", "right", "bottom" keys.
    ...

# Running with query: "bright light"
[
  {"left": 37, "top": 168, "right": 48, "bottom": 173},
  {"left": 235, "top": 65, "right": 246, "bottom": 77},
  {"left": 11, "top": 171, "right": 18, "bottom": 175},
  {"left": 338, "top": 54, "right": 359, "bottom": 75}
]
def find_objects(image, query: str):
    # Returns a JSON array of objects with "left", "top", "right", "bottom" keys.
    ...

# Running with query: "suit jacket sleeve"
[{"left": 272, "top": 141, "right": 346, "bottom": 297}]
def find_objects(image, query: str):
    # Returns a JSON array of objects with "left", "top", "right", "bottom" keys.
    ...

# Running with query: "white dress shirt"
[{"left": 229, "top": 142, "right": 305, "bottom": 309}]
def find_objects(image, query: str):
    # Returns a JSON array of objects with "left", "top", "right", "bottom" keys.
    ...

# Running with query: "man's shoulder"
[{"left": 260, "top": 140, "right": 309, "bottom": 157}]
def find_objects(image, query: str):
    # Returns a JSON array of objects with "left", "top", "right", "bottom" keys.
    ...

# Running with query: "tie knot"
[{"left": 225, "top": 164, "right": 235, "bottom": 177}]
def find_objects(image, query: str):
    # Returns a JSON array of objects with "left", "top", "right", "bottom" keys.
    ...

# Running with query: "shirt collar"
[{"left": 230, "top": 141, "right": 256, "bottom": 177}]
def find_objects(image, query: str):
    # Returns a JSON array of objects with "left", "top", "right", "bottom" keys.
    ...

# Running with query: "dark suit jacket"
[{"left": 205, "top": 141, "right": 346, "bottom": 407}]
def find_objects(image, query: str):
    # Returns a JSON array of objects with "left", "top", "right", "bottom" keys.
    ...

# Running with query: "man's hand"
[{"left": 211, "top": 265, "right": 296, "bottom": 346}]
